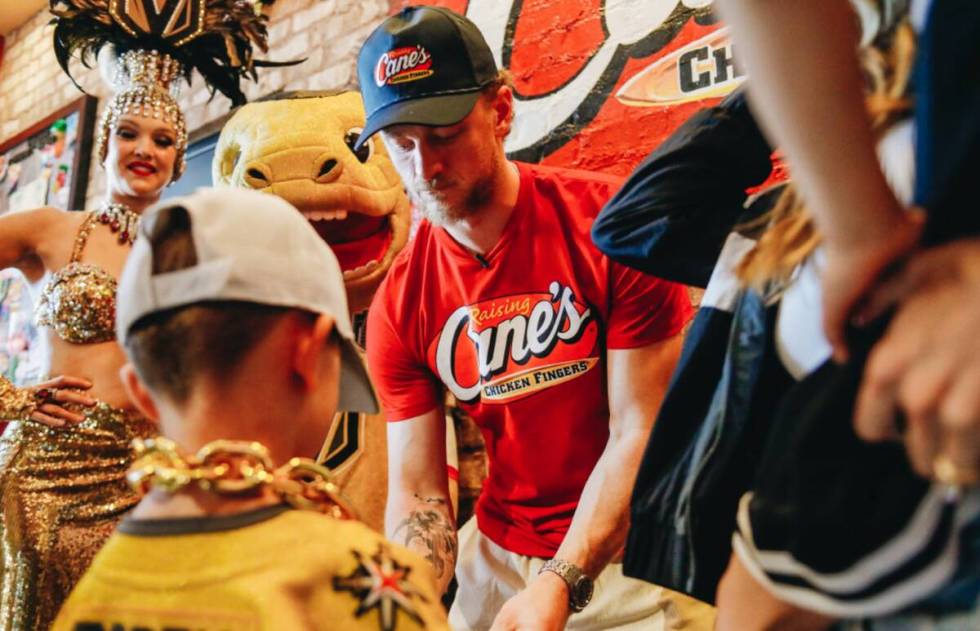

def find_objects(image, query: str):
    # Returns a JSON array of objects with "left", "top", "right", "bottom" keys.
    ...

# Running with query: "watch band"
[{"left": 539, "top": 558, "right": 593, "bottom": 612}]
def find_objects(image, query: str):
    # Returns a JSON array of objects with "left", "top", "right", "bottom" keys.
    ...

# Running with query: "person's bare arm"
[
  {"left": 716, "top": 0, "right": 921, "bottom": 359},
  {"left": 490, "top": 334, "right": 683, "bottom": 630},
  {"left": 386, "top": 407, "right": 457, "bottom": 594},
  {"left": 0, "top": 207, "right": 60, "bottom": 282},
  {"left": 0, "top": 207, "right": 95, "bottom": 427},
  {"left": 553, "top": 335, "right": 683, "bottom": 575},
  {"left": 715, "top": 0, "right": 893, "bottom": 244},
  {"left": 716, "top": 553, "right": 835, "bottom": 631}
]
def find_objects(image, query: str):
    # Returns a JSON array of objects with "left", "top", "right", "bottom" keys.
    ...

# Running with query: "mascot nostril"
[
  {"left": 244, "top": 163, "right": 271, "bottom": 189},
  {"left": 316, "top": 158, "right": 339, "bottom": 181}
]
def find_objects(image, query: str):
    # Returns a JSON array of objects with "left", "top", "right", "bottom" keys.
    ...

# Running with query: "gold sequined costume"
[
  {"left": 0, "top": 212, "right": 154, "bottom": 629},
  {"left": 0, "top": 404, "right": 154, "bottom": 630},
  {"left": 0, "top": 2, "right": 281, "bottom": 625},
  {"left": 34, "top": 213, "right": 118, "bottom": 343}
]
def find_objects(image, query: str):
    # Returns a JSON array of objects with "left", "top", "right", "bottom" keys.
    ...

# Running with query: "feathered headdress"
[{"left": 49, "top": 0, "right": 290, "bottom": 181}]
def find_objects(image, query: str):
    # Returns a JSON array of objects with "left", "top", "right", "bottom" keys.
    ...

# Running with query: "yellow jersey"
[{"left": 53, "top": 504, "right": 449, "bottom": 631}]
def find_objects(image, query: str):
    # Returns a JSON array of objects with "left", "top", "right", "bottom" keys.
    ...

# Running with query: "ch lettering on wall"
[{"left": 389, "top": 0, "right": 741, "bottom": 175}]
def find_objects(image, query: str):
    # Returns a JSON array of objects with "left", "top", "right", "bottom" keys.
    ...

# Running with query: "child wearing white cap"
[{"left": 52, "top": 188, "right": 448, "bottom": 631}]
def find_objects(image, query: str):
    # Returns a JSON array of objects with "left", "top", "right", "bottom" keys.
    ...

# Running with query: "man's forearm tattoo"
[
  {"left": 394, "top": 498, "right": 457, "bottom": 579},
  {"left": 414, "top": 493, "right": 447, "bottom": 506}
]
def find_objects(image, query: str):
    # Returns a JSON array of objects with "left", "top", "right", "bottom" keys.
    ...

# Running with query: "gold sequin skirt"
[{"left": 0, "top": 402, "right": 155, "bottom": 630}]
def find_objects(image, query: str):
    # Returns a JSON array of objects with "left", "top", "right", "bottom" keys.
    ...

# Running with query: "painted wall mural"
[{"left": 390, "top": 0, "right": 743, "bottom": 176}]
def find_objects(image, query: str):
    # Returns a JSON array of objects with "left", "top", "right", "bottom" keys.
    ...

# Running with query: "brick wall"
[{"left": 0, "top": 0, "right": 388, "bottom": 209}]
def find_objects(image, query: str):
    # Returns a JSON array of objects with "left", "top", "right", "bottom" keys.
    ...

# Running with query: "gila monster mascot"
[{"left": 213, "top": 91, "right": 486, "bottom": 533}]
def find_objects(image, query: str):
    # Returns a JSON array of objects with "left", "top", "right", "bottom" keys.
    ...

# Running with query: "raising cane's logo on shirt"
[
  {"left": 435, "top": 281, "right": 599, "bottom": 405},
  {"left": 375, "top": 45, "right": 434, "bottom": 87}
]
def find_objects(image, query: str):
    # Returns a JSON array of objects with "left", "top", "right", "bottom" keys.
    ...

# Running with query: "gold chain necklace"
[
  {"left": 97, "top": 201, "right": 140, "bottom": 245},
  {"left": 127, "top": 437, "right": 358, "bottom": 520}
]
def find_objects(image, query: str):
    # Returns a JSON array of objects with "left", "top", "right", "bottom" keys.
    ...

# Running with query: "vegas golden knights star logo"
[
  {"left": 108, "top": 0, "right": 206, "bottom": 46},
  {"left": 333, "top": 545, "right": 427, "bottom": 631}
]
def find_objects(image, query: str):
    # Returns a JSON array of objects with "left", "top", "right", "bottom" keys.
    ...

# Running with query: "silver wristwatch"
[{"left": 539, "top": 558, "right": 594, "bottom": 613}]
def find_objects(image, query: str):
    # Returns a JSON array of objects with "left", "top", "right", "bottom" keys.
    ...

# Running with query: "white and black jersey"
[
  {"left": 732, "top": 266, "right": 980, "bottom": 616},
  {"left": 731, "top": 58, "right": 980, "bottom": 614}
]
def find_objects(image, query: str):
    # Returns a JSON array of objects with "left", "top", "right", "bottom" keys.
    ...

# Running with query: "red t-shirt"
[{"left": 367, "top": 162, "right": 692, "bottom": 557}]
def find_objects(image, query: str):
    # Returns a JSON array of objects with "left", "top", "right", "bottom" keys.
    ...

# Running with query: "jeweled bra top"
[{"left": 34, "top": 213, "right": 119, "bottom": 344}]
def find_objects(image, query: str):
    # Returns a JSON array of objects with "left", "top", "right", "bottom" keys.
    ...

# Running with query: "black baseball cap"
[{"left": 354, "top": 6, "right": 499, "bottom": 150}]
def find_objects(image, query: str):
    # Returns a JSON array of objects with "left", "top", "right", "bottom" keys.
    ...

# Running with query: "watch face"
[{"left": 573, "top": 576, "right": 594, "bottom": 608}]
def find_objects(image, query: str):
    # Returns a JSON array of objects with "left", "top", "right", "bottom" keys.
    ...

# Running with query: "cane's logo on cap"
[{"left": 375, "top": 45, "right": 434, "bottom": 87}]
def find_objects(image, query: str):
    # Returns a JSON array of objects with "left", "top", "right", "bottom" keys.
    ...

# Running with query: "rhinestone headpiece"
[{"left": 96, "top": 49, "right": 188, "bottom": 181}]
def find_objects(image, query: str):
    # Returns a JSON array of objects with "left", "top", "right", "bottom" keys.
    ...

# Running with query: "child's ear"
[
  {"left": 293, "top": 314, "right": 336, "bottom": 391},
  {"left": 120, "top": 363, "right": 161, "bottom": 422}
]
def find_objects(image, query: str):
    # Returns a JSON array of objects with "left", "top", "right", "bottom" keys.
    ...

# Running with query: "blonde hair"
[
  {"left": 735, "top": 22, "right": 916, "bottom": 291},
  {"left": 480, "top": 69, "right": 516, "bottom": 99}
]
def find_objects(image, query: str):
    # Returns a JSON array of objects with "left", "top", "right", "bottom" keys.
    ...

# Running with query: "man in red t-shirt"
[{"left": 356, "top": 7, "right": 714, "bottom": 630}]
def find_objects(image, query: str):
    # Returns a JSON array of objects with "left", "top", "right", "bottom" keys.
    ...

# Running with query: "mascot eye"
[
  {"left": 220, "top": 145, "right": 241, "bottom": 180},
  {"left": 345, "top": 128, "right": 372, "bottom": 163}
]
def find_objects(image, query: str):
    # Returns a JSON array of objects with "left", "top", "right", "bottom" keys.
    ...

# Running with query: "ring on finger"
[
  {"left": 933, "top": 453, "right": 980, "bottom": 487},
  {"left": 33, "top": 388, "right": 58, "bottom": 406}
]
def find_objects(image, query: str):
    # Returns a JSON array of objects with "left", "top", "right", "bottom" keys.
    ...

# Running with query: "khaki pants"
[{"left": 448, "top": 519, "right": 716, "bottom": 630}]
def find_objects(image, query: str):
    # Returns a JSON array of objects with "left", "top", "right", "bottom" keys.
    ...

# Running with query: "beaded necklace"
[{"left": 97, "top": 201, "right": 140, "bottom": 245}]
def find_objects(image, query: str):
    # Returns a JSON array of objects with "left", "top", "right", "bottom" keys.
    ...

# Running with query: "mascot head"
[{"left": 214, "top": 91, "right": 411, "bottom": 313}]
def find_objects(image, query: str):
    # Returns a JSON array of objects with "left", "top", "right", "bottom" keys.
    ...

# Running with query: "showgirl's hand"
[{"left": 28, "top": 375, "right": 96, "bottom": 428}]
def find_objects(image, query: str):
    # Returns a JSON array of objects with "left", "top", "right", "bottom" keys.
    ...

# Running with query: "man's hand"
[
  {"left": 489, "top": 572, "right": 571, "bottom": 631},
  {"left": 855, "top": 238, "right": 980, "bottom": 482}
]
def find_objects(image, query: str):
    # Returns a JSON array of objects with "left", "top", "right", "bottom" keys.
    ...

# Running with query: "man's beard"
[{"left": 410, "top": 160, "right": 498, "bottom": 225}]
